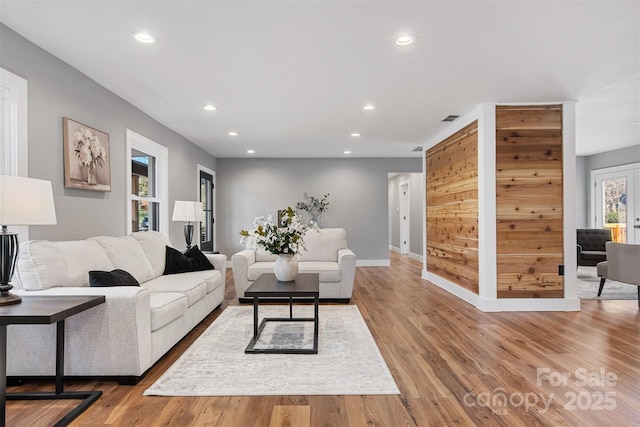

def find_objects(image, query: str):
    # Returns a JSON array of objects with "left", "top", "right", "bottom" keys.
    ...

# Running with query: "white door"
[
  {"left": 592, "top": 162, "right": 640, "bottom": 244},
  {"left": 399, "top": 182, "right": 410, "bottom": 254}
]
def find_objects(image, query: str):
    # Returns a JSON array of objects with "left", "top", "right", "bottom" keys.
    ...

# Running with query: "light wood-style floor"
[{"left": 6, "top": 252, "right": 640, "bottom": 426}]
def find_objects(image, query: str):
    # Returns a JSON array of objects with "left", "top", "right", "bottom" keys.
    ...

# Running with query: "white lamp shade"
[
  {"left": 0, "top": 175, "right": 57, "bottom": 225},
  {"left": 172, "top": 200, "right": 203, "bottom": 222}
]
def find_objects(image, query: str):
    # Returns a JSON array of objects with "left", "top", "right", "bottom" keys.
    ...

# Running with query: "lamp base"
[
  {"left": 0, "top": 291, "right": 21, "bottom": 306},
  {"left": 184, "top": 222, "right": 194, "bottom": 249},
  {"left": 1, "top": 226, "right": 21, "bottom": 305}
]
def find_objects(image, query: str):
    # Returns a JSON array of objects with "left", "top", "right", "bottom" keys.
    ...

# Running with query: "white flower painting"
[{"left": 63, "top": 117, "right": 111, "bottom": 191}]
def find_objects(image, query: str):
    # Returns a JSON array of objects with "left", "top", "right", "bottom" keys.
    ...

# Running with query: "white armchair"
[
  {"left": 232, "top": 228, "right": 356, "bottom": 302},
  {"left": 596, "top": 242, "right": 640, "bottom": 307}
]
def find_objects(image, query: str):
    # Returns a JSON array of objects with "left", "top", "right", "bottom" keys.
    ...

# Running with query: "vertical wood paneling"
[
  {"left": 495, "top": 105, "right": 564, "bottom": 298},
  {"left": 426, "top": 121, "right": 479, "bottom": 294}
]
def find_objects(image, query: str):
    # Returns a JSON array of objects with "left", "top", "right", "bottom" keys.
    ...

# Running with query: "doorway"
[
  {"left": 399, "top": 182, "right": 410, "bottom": 254},
  {"left": 199, "top": 167, "right": 215, "bottom": 252},
  {"left": 591, "top": 162, "right": 640, "bottom": 244}
]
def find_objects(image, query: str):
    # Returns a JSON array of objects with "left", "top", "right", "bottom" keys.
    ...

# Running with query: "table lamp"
[
  {"left": 172, "top": 200, "right": 203, "bottom": 249},
  {"left": 0, "top": 175, "right": 57, "bottom": 305}
]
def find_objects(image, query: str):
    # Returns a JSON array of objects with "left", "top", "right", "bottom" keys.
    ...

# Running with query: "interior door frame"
[
  {"left": 399, "top": 181, "right": 410, "bottom": 254},
  {"left": 591, "top": 162, "right": 640, "bottom": 244},
  {"left": 197, "top": 164, "right": 216, "bottom": 252}
]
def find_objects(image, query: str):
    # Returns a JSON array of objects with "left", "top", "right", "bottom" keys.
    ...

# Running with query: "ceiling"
[{"left": 1, "top": 1, "right": 638, "bottom": 158}]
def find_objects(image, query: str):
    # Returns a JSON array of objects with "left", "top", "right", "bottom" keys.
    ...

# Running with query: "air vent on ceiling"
[
  {"left": 441, "top": 114, "right": 460, "bottom": 122},
  {"left": 412, "top": 146, "right": 423, "bottom": 152}
]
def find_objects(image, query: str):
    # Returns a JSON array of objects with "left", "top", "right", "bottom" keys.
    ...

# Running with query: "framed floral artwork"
[{"left": 63, "top": 117, "right": 111, "bottom": 191}]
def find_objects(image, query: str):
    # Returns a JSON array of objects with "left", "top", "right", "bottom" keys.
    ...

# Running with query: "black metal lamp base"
[
  {"left": 1, "top": 226, "right": 21, "bottom": 305},
  {"left": 184, "top": 222, "right": 194, "bottom": 249}
]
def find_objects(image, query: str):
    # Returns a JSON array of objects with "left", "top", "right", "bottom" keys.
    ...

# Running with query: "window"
[{"left": 126, "top": 130, "right": 168, "bottom": 234}]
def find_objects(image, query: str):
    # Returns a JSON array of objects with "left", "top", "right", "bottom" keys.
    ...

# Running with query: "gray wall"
[
  {"left": 388, "top": 173, "right": 423, "bottom": 257},
  {"left": 217, "top": 158, "right": 422, "bottom": 262},
  {"left": 577, "top": 144, "right": 640, "bottom": 228},
  {"left": 0, "top": 24, "right": 217, "bottom": 245}
]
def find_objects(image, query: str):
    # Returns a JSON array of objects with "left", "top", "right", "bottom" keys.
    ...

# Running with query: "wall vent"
[{"left": 441, "top": 114, "right": 460, "bottom": 122}]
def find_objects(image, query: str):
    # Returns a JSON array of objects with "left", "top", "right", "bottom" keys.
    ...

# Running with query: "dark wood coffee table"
[
  {"left": 0, "top": 295, "right": 105, "bottom": 427},
  {"left": 244, "top": 273, "right": 319, "bottom": 354}
]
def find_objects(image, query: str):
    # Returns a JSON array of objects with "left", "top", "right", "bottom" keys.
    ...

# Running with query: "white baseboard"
[
  {"left": 357, "top": 259, "right": 391, "bottom": 267},
  {"left": 408, "top": 252, "right": 423, "bottom": 263},
  {"left": 423, "top": 270, "right": 581, "bottom": 312},
  {"left": 389, "top": 245, "right": 401, "bottom": 253}
]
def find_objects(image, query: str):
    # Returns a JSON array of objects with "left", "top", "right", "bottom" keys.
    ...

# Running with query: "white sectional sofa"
[
  {"left": 8, "top": 231, "right": 226, "bottom": 383},
  {"left": 232, "top": 228, "right": 356, "bottom": 302}
]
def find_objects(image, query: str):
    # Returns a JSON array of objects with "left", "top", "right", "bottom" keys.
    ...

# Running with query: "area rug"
[
  {"left": 144, "top": 305, "right": 400, "bottom": 396},
  {"left": 577, "top": 266, "right": 637, "bottom": 300}
]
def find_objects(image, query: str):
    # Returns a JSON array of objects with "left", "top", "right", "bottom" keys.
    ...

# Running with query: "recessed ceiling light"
[
  {"left": 133, "top": 32, "right": 156, "bottom": 44},
  {"left": 228, "top": 131, "right": 238, "bottom": 136},
  {"left": 247, "top": 149, "right": 255, "bottom": 154},
  {"left": 351, "top": 133, "right": 361, "bottom": 137},
  {"left": 203, "top": 104, "right": 217, "bottom": 111},
  {"left": 395, "top": 34, "right": 417, "bottom": 46},
  {"left": 363, "top": 105, "right": 376, "bottom": 111},
  {"left": 344, "top": 150, "right": 352, "bottom": 155}
]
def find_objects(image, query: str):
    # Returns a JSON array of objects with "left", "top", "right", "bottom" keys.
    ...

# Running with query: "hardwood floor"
[{"left": 6, "top": 252, "right": 640, "bottom": 426}]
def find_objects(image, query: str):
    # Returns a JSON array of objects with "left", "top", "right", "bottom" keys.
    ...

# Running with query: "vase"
[
  {"left": 274, "top": 254, "right": 298, "bottom": 281},
  {"left": 87, "top": 164, "right": 97, "bottom": 185}
]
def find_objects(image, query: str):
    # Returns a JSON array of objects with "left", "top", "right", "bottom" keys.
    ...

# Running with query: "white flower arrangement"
[
  {"left": 240, "top": 207, "right": 311, "bottom": 255},
  {"left": 74, "top": 127, "right": 106, "bottom": 170}
]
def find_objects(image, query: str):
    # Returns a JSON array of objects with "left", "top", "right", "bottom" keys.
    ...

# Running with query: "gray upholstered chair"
[
  {"left": 596, "top": 242, "right": 640, "bottom": 307},
  {"left": 577, "top": 229, "right": 612, "bottom": 267}
]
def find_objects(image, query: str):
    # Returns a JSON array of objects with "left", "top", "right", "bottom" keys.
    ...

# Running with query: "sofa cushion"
[
  {"left": 247, "top": 262, "right": 341, "bottom": 282},
  {"left": 131, "top": 231, "right": 173, "bottom": 278},
  {"left": 299, "top": 262, "right": 342, "bottom": 282},
  {"left": 149, "top": 292, "right": 188, "bottom": 332},
  {"left": 89, "top": 269, "right": 140, "bottom": 287},
  {"left": 17, "top": 239, "right": 114, "bottom": 290},
  {"left": 177, "top": 270, "right": 224, "bottom": 294},
  {"left": 297, "top": 228, "right": 347, "bottom": 262},
  {"left": 92, "top": 235, "right": 155, "bottom": 283},
  {"left": 163, "top": 246, "right": 214, "bottom": 275},
  {"left": 142, "top": 275, "right": 208, "bottom": 307}
]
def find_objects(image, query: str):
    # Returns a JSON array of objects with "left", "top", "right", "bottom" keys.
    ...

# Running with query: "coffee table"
[
  {"left": 0, "top": 295, "right": 105, "bottom": 427},
  {"left": 244, "top": 273, "right": 319, "bottom": 354}
]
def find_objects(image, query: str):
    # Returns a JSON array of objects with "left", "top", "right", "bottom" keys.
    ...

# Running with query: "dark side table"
[
  {"left": 0, "top": 295, "right": 106, "bottom": 427},
  {"left": 245, "top": 273, "right": 319, "bottom": 354}
]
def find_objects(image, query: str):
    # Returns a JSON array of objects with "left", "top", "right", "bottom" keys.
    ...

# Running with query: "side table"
[{"left": 0, "top": 295, "right": 106, "bottom": 427}]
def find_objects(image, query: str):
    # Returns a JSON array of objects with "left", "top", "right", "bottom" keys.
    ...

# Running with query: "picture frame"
[
  {"left": 63, "top": 117, "right": 111, "bottom": 192},
  {"left": 277, "top": 210, "right": 287, "bottom": 227}
]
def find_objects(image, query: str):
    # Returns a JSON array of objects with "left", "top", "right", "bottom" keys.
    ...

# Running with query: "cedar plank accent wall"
[
  {"left": 426, "top": 121, "right": 479, "bottom": 294},
  {"left": 495, "top": 105, "right": 564, "bottom": 298}
]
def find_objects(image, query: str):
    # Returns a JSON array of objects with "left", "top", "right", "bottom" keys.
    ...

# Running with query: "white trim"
[
  {"left": 477, "top": 104, "right": 497, "bottom": 301},
  {"left": 399, "top": 180, "right": 410, "bottom": 254},
  {"left": 0, "top": 67, "right": 29, "bottom": 241},
  {"left": 126, "top": 129, "right": 169, "bottom": 235},
  {"left": 408, "top": 252, "right": 423, "bottom": 263},
  {"left": 425, "top": 271, "right": 580, "bottom": 312},
  {"left": 357, "top": 259, "right": 390, "bottom": 267},
  {"left": 389, "top": 245, "right": 401, "bottom": 253},
  {"left": 197, "top": 164, "right": 216, "bottom": 251},
  {"left": 563, "top": 102, "right": 578, "bottom": 300}
]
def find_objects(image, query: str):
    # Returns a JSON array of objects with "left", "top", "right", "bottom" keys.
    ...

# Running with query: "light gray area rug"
[
  {"left": 577, "top": 266, "right": 637, "bottom": 300},
  {"left": 144, "top": 305, "right": 400, "bottom": 396}
]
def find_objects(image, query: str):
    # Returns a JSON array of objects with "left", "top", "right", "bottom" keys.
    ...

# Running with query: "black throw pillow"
[
  {"left": 163, "top": 245, "right": 215, "bottom": 275},
  {"left": 89, "top": 269, "right": 140, "bottom": 287}
]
